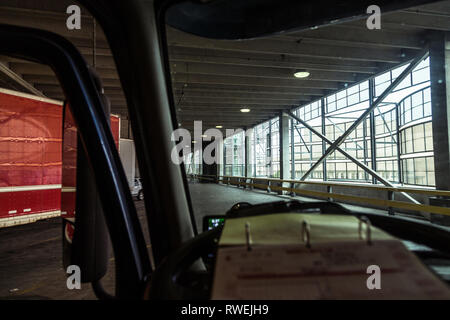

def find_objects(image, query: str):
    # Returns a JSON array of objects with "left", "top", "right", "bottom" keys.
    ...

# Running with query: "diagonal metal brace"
[
  {"left": 286, "top": 110, "right": 421, "bottom": 207},
  {"left": 299, "top": 49, "right": 429, "bottom": 183},
  {"left": 0, "top": 61, "right": 46, "bottom": 97}
]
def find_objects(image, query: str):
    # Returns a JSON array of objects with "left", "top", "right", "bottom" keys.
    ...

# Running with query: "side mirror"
[{"left": 61, "top": 102, "right": 111, "bottom": 283}]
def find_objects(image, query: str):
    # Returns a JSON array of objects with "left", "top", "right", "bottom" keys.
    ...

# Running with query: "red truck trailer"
[{"left": 0, "top": 87, "right": 119, "bottom": 228}]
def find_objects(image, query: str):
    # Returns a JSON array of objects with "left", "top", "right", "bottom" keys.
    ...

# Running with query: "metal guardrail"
[{"left": 188, "top": 174, "right": 450, "bottom": 217}]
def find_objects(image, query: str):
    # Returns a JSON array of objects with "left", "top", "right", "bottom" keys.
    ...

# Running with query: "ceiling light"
[
  {"left": 201, "top": 134, "right": 208, "bottom": 138},
  {"left": 240, "top": 108, "right": 251, "bottom": 113},
  {"left": 216, "top": 125, "right": 223, "bottom": 129},
  {"left": 192, "top": 140, "right": 197, "bottom": 144},
  {"left": 293, "top": 70, "right": 310, "bottom": 78}
]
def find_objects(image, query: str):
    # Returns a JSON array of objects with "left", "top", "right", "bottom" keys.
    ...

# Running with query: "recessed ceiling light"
[
  {"left": 192, "top": 140, "right": 197, "bottom": 144},
  {"left": 216, "top": 125, "right": 223, "bottom": 129},
  {"left": 293, "top": 70, "right": 310, "bottom": 78},
  {"left": 201, "top": 134, "right": 207, "bottom": 138},
  {"left": 240, "top": 108, "right": 251, "bottom": 113}
]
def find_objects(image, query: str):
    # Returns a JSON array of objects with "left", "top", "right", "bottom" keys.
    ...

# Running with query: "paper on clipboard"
[
  {"left": 212, "top": 213, "right": 450, "bottom": 300},
  {"left": 218, "top": 213, "right": 393, "bottom": 246}
]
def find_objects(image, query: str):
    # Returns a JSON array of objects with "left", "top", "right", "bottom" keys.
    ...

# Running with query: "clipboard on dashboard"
[{"left": 211, "top": 213, "right": 450, "bottom": 300}]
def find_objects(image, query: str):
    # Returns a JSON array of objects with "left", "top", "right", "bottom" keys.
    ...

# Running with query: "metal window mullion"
[
  {"left": 395, "top": 103, "right": 403, "bottom": 184},
  {"left": 327, "top": 117, "right": 364, "bottom": 150},
  {"left": 376, "top": 106, "right": 397, "bottom": 144},
  {"left": 253, "top": 129, "right": 256, "bottom": 177},
  {"left": 223, "top": 145, "right": 226, "bottom": 176},
  {"left": 363, "top": 117, "right": 368, "bottom": 181},
  {"left": 295, "top": 126, "right": 311, "bottom": 153},
  {"left": 268, "top": 123, "right": 272, "bottom": 177},
  {"left": 321, "top": 98, "right": 327, "bottom": 181},
  {"left": 290, "top": 118, "right": 295, "bottom": 179},
  {"left": 369, "top": 78, "right": 377, "bottom": 184}
]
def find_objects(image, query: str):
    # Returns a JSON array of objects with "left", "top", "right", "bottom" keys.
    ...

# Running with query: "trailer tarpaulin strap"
[
  {"left": 0, "top": 87, "right": 120, "bottom": 227},
  {"left": 0, "top": 88, "right": 62, "bottom": 222}
]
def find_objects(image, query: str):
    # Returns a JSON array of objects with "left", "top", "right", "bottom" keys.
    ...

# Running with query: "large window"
[
  {"left": 223, "top": 56, "right": 434, "bottom": 187},
  {"left": 270, "top": 118, "right": 280, "bottom": 178},
  {"left": 399, "top": 86, "right": 434, "bottom": 186},
  {"left": 224, "top": 131, "right": 245, "bottom": 176},
  {"left": 291, "top": 101, "right": 323, "bottom": 179},
  {"left": 253, "top": 121, "right": 269, "bottom": 177},
  {"left": 185, "top": 149, "right": 202, "bottom": 175}
]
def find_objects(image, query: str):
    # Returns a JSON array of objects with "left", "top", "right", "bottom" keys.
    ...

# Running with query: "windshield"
[
  {"left": 1, "top": 0, "right": 450, "bottom": 303},
  {"left": 164, "top": 0, "right": 450, "bottom": 231}
]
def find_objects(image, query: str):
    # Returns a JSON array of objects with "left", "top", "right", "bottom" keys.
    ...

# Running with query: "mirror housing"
[
  {"left": 62, "top": 67, "right": 115, "bottom": 283},
  {"left": 61, "top": 104, "right": 111, "bottom": 283}
]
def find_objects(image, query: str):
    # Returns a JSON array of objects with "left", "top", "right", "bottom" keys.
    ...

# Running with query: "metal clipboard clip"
[
  {"left": 301, "top": 221, "right": 311, "bottom": 249},
  {"left": 245, "top": 221, "right": 252, "bottom": 251},
  {"left": 358, "top": 216, "right": 372, "bottom": 245}
]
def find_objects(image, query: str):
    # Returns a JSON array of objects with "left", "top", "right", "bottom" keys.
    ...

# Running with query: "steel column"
[
  {"left": 395, "top": 103, "right": 403, "bottom": 184},
  {"left": 369, "top": 78, "right": 377, "bottom": 184},
  {"left": 244, "top": 131, "right": 249, "bottom": 178},
  {"left": 290, "top": 118, "right": 295, "bottom": 179},
  {"left": 321, "top": 98, "right": 327, "bottom": 180},
  {"left": 280, "top": 112, "right": 290, "bottom": 180}
]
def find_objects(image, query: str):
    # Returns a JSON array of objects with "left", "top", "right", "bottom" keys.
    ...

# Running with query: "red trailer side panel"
[
  {"left": 110, "top": 114, "right": 120, "bottom": 150},
  {"left": 0, "top": 89, "right": 62, "bottom": 223},
  {"left": 0, "top": 89, "right": 121, "bottom": 228}
]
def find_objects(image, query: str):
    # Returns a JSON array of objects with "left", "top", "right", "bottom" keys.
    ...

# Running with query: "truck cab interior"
[{"left": 1, "top": 0, "right": 450, "bottom": 300}]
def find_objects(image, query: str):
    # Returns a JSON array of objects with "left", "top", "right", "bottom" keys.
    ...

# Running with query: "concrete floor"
[
  {"left": 0, "top": 218, "right": 112, "bottom": 299},
  {"left": 0, "top": 183, "right": 284, "bottom": 299},
  {"left": 189, "top": 181, "right": 287, "bottom": 231},
  {"left": 0, "top": 182, "right": 421, "bottom": 299},
  {"left": 0, "top": 200, "right": 150, "bottom": 300}
]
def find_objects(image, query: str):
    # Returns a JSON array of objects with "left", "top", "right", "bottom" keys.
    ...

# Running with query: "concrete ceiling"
[{"left": 0, "top": 0, "right": 449, "bottom": 133}]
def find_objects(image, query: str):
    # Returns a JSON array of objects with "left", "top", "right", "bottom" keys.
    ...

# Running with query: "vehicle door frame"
[{"left": 0, "top": 23, "right": 152, "bottom": 298}]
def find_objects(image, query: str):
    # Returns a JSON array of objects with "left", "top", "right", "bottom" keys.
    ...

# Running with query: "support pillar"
[
  {"left": 429, "top": 32, "right": 450, "bottom": 225},
  {"left": 245, "top": 131, "right": 250, "bottom": 178},
  {"left": 216, "top": 137, "right": 223, "bottom": 178},
  {"left": 290, "top": 119, "right": 295, "bottom": 179},
  {"left": 369, "top": 78, "right": 377, "bottom": 184},
  {"left": 280, "top": 112, "right": 290, "bottom": 180},
  {"left": 429, "top": 32, "right": 450, "bottom": 190},
  {"left": 321, "top": 98, "right": 327, "bottom": 181}
]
